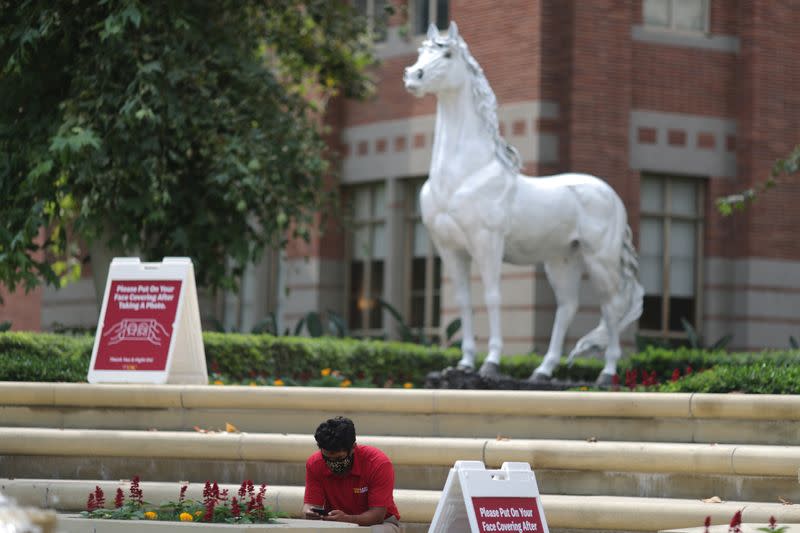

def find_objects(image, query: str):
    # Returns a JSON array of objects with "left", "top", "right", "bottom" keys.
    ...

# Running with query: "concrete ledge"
[
  {"left": 2, "top": 406, "right": 796, "bottom": 445},
  {"left": 662, "top": 526, "right": 800, "bottom": 533},
  {"left": 2, "top": 382, "right": 799, "bottom": 421},
  {"left": 1, "top": 428, "right": 798, "bottom": 478},
  {"left": 5, "top": 479, "right": 800, "bottom": 532},
  {"left": 59, "top": 516, "right": 372, "bottom": 532}
]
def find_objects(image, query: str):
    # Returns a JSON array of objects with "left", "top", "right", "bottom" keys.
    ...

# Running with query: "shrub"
[
  {"left": 616, "top": 346, "right": 800, "bottom": 383},
  {"left": 658, "top": 361, "right": 800, "bottom": 394},
  {"left": 2, "top": 331, "right": 799, "bottom": 391},
  {"left": 0, "top": 332, "right": 92, "bottom": 381}
]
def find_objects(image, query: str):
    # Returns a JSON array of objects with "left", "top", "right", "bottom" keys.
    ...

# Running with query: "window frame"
[
  {"left": 410, "top": 0, "right": 450, "bottom": 36},
  {"left": 354, "top": 0, "right": 388, "bottom": 42},
  {"left": 403, "top": 178, "right": 442, "bottom": 341},
  {"left": 638, "top": 174, "right": 706, "bottom": 341},
  {"left": 344, "top": 183, "right": 387, "bottom": 338},
  {"left": 643, "top": 0, "right": 710, "bottom": 34}
]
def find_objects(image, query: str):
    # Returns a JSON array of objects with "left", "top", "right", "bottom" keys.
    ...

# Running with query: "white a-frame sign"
[
  {"left": 88, "top": 257, "right": 208, "bottom": 384},
  {"left": 429, "top": 461, "right": 549, "bottom": 533}
]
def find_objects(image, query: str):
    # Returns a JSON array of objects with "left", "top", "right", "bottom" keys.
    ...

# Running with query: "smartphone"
[{"left": 311, "top": 507, "right": 329, "bottom": 516}]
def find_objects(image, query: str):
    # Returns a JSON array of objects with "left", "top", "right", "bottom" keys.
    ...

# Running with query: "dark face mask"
[{"left": 324, "top": 452, "right": 353, "bottom": 474}]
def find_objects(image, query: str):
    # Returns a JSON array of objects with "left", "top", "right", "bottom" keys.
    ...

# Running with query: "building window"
[
  {"left": 405, "top": 179, "right": 441, "bottom": 340},
  {"left": 354, "top": 0, "right": 388, "bottom": 41},
  {"left": 346, "top": 183, "right": 387, "bottom": 336},
  {"left": 412, "top": 0, "right": 449, "bottom": 35},
  {"left": 643, "top": 0, "right": 709, "bottom": 33},
  {"left": 638, "top": 174, "right": 705, "bottom": 340}
]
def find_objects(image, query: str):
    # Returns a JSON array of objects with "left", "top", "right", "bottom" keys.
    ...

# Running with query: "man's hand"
[
  {"left": 302, "top": 503, "right": 324, "bottom": 520},
  {"left": 323, "top": 510, "right": 351, "bottom": 522},
  {"left": 323, "top": 507, "right": 386, "bottom": 526}
]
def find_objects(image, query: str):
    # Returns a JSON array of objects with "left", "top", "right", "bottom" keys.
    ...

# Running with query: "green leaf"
[
  {"left": 445, "top": 318, "right": 461, "bottom": 342},
  {"left": 29, "top": 159, "right": 54, "bottom": 179}
]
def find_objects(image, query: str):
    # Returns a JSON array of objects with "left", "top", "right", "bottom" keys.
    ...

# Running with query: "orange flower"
[
  {"left": 340, "top": 379, "right": 352, "bottom": 388},
  {"left": 144, "top": 511, "right": 157, "bottom": 520},
  {"left": 249, "top": 381, "right": 257, "bottom": 387},
  {"left": 273, "top": 379, "right": 285, "bottom": 386},
  {"left": 194, "top": 510, "right": 203, "bottom": 517},
  {"left": 320, "top": 368, "right": 332, "bottom": 377},
  {"left": 403, "top": 382, "right": 413, "bottom": 389},
  {"left": 179, "top": 512, "right": 194, "bottom": 521},
  {"left": 213, "top": 380, "right": 224, "bottom": 386}
]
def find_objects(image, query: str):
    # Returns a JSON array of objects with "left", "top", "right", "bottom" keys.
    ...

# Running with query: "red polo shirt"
[{"left": 304, "top": 444, "right": 400, "bottom": 521}]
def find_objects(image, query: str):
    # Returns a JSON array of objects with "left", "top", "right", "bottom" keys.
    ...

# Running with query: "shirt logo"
[{"left": 353, "top": 486, "right": 369, "bottom": 494}]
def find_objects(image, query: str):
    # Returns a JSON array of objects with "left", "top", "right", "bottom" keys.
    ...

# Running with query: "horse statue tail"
[{"left": 567, "top": 224, "right": 644, "bottom": 364}]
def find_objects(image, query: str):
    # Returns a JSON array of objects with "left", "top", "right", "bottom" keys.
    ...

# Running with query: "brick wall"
[
  {"left": 0, "top": 287, "right": 42, "bottom": 331},
  {"left": 341, "top": 0, "right": 541, "bottom": 127},
  {"left": 737, "top": 0, "right": 800, "bottom": 261},
  {"left": 633, "top": 44, "right": 737, "bottom": 117},
  {"left": 565, "top": 1, "right": 634, "bottom": 202}
]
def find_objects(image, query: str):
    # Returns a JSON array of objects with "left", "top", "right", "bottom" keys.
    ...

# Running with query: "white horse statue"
[{"left": 403, "top": 22, "right": 644, "bottom": 384}]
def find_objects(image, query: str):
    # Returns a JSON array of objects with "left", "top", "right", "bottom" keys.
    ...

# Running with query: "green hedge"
[
  {"left": 658, "top": 361, "right": 800, "bottom": 394},
  {"left": 617, "top": 346, "right": 800, "bottom": 384},
  {"left": 1, "top": 331, "right": 799, "bottom": 392},
  {"left": 203, "top": 333, "right": 462, "bottom": 385},
  {"left": 0, "top": 333, "right": 93, "bottom": 382}
]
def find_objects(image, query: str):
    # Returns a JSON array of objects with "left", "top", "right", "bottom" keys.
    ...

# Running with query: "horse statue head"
[
  {"left": 404, "top": 22, "right": 522, "bottom": 177},
  {"left": 403, "top": 22, "right": 468, "bottom": 97}
]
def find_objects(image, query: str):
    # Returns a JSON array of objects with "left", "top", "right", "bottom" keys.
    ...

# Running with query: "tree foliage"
[
  {"left": 716, "top": 144, "right": 800, "bottom": 215},
  {"left": 0, "top": 0, "right": 376, "bottom": 292}
]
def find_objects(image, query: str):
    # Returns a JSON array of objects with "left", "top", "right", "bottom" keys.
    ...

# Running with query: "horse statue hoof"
[
  {"left": 527, "top": 371, "right": 552, "bottom": 384},
  {"left": 595, "top": 372, "right": 615, "bottom": 386},
  {"left": 478, "top": 361, "right": 500, "bottom": 379}
]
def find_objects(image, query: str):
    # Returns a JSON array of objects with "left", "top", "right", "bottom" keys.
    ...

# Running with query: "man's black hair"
[{"left": 314, "top": 416, "right": 356, "bottom": 452}]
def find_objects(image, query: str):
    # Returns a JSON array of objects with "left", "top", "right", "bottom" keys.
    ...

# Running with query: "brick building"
[{"left": 4, "top": 0, "right": 799, "bottom": 354}]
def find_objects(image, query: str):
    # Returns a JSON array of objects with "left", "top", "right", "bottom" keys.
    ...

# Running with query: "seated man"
[{"left": 303, "top": 416, "right": 401, "bottom": 531}]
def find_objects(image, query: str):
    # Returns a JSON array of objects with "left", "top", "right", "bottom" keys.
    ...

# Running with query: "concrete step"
[
  {"left": 1, "top": 382, "right": 799, "bottom": 445},
  {"left": 1, "top": 428, "right": 798, "bottom": 502},
  {"left": 4, "top": 478, "right": 800, "bottom": 533}
]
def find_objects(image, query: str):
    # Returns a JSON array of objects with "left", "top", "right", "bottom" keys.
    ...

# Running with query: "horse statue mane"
[
  {"left": 453, "top": 35, "right": 522, "bottom": 175},
  {"left": 404, "top": 22, "right": 644, "bottom": 385}
]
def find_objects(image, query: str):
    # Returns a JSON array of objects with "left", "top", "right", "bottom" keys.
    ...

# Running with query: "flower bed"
[{"left": 81, "top": 476, "right": 277, "bottom": 525}]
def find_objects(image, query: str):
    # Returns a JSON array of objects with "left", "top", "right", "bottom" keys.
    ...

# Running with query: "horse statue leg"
[
  {"left": 570, "top": 226, "right": 643, "bottom": 385},
  {"left": 529, "top": 257, "right": 583, "bottom": 382},
  {"left": 597, "top": 301, "right": 623, "bottom": 385},
  {"left": 438, "top": 247, "right": 477, "bottom": 370},
  {"left": 474, "top": 230, "right": 505, "bottom": 379}
]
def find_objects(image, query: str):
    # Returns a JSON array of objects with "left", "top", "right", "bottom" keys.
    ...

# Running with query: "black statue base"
[{"left": 424, "top": 366, "right": 597, "bottom": 391}]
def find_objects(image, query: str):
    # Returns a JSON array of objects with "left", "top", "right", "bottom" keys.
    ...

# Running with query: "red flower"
[
  {"left": 256, "top": 484, "right": 267, "bottom": 509},
  {"left": 704, "top": 515, "right": 711, "bottom": 533},
  {"left": 671, "top": 368, "right": 681, "bottom": 382},
  {"left": 129, "top": 476, "right": 143, "bottom": 506},
  {"left": 231, "top": 497, "right": 240, "bottom": 518},
  {"left": 625, "top": 369, "right": 638, "bottom": 390},
  {"left": 238, "top": 480, "right": 249, "bottom": 499},
  {"left": 685, "top": 365, "right": 693, "bottom": 375},
  {"left": 769, "top": 516, "right": 777, "bottom": 530},
  {"left": 203, "top": 499, "right": 216, "bottom": 522},
  {"left": 114, "top": 488, "right": 124, "bottom": 508},
  {"left": 179, "top": 485, "right": 188, "bottom": 504},
  {"left": 86, "top": 493, "right": 97, "bottom": 512},
  {"left": 729, "top": 509, "right": 742, "bottom": 532},
  {"left": 94, "top": 486, "right": 105, "bottom": 508}
]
